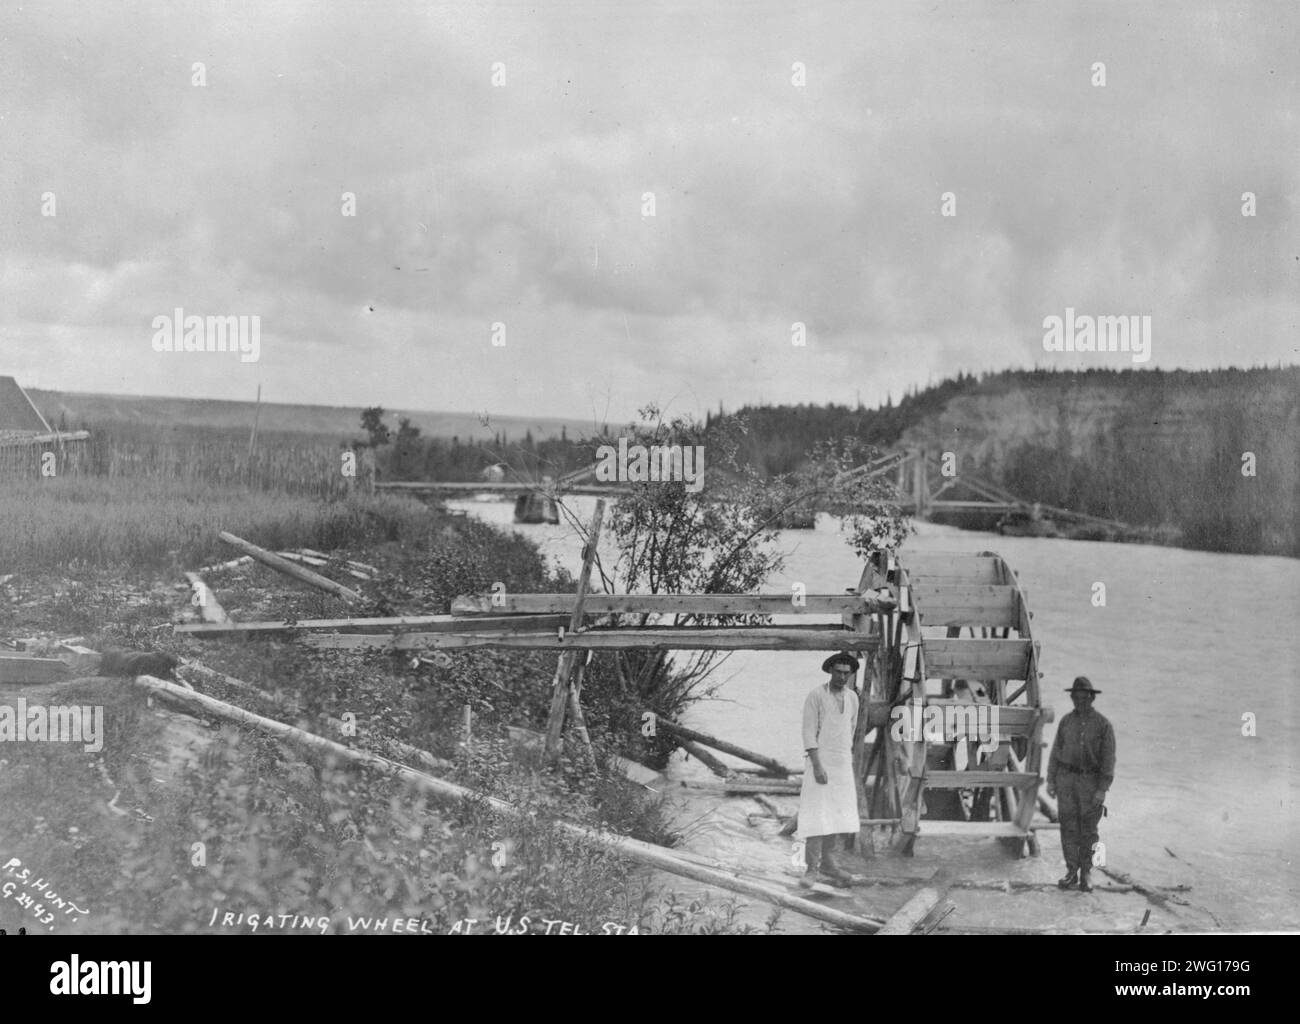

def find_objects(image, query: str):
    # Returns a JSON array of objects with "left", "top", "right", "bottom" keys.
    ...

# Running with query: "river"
[{"left": 450, "top": 495, "right": 1300, "bottom": 931}]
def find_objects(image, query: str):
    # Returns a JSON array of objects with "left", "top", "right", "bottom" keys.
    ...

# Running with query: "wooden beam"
[
  {"left": 301, "top": 628, "right": 882, "bottom": 652},
  {"left": 657, "top": 718, "right": 792, "bottom": 775},
  {"left": 923, "top": 771, "right": 1038, "bottom": 789},
  {"left": 679, "top": 778, "right": 803, "bottom": 796},
  {"left": 128, "top": 674, "right": 881, "bottom": 933},
  {"left": 176, "top": 614, "right": 569, "bottom": 639},
  {"left": 921, "top": 638, "right": 1032, "bottom": 680},
  {"left": 219, "top": 531, "right": 363, "bottom": 604},
  {"left": 912, "top": 585, "right": 1017, "bottom": 629},
  {"left": 900, "top": 554, "right": 1002, "bottom": 584},
  {"left": 544, "top": 500, "right": 604, "bottom": 760},
  {"left": 452, "top": 592, "right": 895, "bottom": 616}
]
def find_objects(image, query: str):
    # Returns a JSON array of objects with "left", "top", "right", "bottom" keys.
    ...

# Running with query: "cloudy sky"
[{"left": 1, "top": 0, "right": 1296, "bottom": 421}]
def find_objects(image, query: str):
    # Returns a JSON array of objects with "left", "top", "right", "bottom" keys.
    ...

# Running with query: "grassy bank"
[{"left": 0, "top": 478, "right": 760, "bottom": 934}]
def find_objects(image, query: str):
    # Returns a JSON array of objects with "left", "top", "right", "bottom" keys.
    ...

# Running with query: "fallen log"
[
  {"left": 657, "top": 718, "right": 792, "bottom": 775},
  {"left": 129, "top": 675, "right": 881, "bottom": 933},
  {"left": 218, "top": 531, "right": 363, "bottom": 605},
  {"left": 176, "top": 614, "right": 568, "bottom": 639},
  {"left": 175, "top": 659, "right": 449, "bottom": 771},
  {"left": 876, "top": 868, "right": 951, "bottom": 935},
  {"left": 680, "top": 779, "right": 802, "bottom": 796},
  {"left": 677, "top": 739, "right": 732, "bottom": 778}
]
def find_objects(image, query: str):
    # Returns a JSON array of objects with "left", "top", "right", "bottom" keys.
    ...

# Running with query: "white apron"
[{"left": 796, "top": 687, "right": 860, "bottom": 838}]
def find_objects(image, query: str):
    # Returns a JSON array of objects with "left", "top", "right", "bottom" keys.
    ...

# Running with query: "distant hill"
[
  {"left": 27, "top": 389, "right": 591, "bottom": 444},
  {"left": 715, "top": 366, "right": 1300, "bottom": 557}
]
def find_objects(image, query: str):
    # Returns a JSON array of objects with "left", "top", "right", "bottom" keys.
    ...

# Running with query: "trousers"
[{"left": 1057, "top": 771, "right": 1104, "bottom": 871}]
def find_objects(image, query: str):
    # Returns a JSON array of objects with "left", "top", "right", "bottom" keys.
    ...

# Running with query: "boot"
[
  {"left": 1078, "top": 868, "right": 1093, "bottom": 893},
  {"left": 819, "top": 846, "right": 853, "bottom": 888},
  {"left": 1057, "top": 868, "right": 1078, "bottom": 890}
]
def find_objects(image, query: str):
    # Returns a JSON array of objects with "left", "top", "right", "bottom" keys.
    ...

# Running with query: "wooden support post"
[
  {"left": 219, "top": 531, "right": 363, "bottom": 605},
  {"left": 543, "top": 500, "right": 605, "bottom": 762},
  {"left": 656, "top": 718, "right": 791, "bottom": 775}
]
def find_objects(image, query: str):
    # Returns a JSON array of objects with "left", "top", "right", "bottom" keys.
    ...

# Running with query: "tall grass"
[{"left": 0, "top": 476, "right": 429, "bottom": 571}]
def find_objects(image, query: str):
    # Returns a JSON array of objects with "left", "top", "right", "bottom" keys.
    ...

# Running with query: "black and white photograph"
[{"left": 0, "top": 0, "right": 1295, "bottom": 970}]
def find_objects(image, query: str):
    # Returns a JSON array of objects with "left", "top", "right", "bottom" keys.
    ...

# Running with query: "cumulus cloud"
[{"left": 0, "top": 0, "right": 1295, "bottom": 416}]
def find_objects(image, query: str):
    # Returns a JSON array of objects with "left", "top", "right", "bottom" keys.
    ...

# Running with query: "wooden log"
[
  {"left": 129, "top": 675, "right": 881, "bottom": 933},
  {"left": 677, "top": 739, "right": 732, "bottom": 778},
  {"left": 877, "top": 869, "right": 950, "bottom": 935},
  {"left": 451, "top": 592, "right": 895, "bottom": 616},
  {"left": 301, "top": 627, "right": 882, "bottom": 652},
  {"left": 544, "top": 500, "right": 604, "bottom": 760},
  {"left": 276, "top": 550, "right": 329, "bottom": 567},
  {"left": 183, "top": 572, "right": 229, "bottom": 624},
  {"left": 680, "top": 778, "right": 802, "bottom": 796},
  {"left": 175, "top": 614, "right": 569, "bottom": 639},
  {"left": 218, "top": 531, "right": 363, "bottom": 604},
  {"left": 657, "top": 718, "right": 792, "bottom": 775}
]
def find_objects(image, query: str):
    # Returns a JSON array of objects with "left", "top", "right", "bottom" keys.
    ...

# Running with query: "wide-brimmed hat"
[
  {"left": 822, "top": 652, "right": 860, "bottom": 674},
  {"left": 1065, "top": 676, "right": 1101, "bottom": 695}
]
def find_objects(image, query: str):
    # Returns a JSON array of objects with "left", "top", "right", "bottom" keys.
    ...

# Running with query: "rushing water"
[{"left": 451, "top": 496, "right": 1300, "bottom": 930}]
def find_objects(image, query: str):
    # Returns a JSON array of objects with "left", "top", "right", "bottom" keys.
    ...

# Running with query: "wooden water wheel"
[{"left": 859, "top": 549, "right": 1051, "bottom": 857}]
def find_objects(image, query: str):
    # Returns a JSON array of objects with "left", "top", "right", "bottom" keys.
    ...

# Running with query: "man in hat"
[
  {"left": 797, "top": 652, "right": 862, "bottom": 888},
  {"left": 1047, "top": 677, "right": 1116, "bottom": 892}
]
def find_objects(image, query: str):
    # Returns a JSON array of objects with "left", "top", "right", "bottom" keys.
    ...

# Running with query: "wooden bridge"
[{"left": 377, "top": 449, "right": 1134, "bottom": 536}]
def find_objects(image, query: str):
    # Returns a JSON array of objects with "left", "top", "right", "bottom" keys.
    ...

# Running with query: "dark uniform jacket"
[{"left": 1047, "top": 709, "right": 1116, "bottom": 790}]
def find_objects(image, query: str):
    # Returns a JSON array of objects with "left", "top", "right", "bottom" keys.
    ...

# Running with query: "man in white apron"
[{"left": 797, "top": 652, "right": 861, "bottom": 887}]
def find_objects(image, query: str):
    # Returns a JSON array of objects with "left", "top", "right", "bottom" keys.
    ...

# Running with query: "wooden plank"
[
  {"left": 877, "top": 879, "right": 949, "bottom": 935},
  {"left": 912, "top": 821, "right": 1027, "bottom": 837},
  {"left": 219, "top": 531, "right": 363, "bottom": 604},
  {"left": 923, "top": 771, "right": 1038, "bottom": 789},
  {"left": 300, "top": 628, "right": 882, "bottom": 652},
  {"left": 451, "top": 592, "right": 893, "bottom": 616},
  {"left": 183, "top": 572, "right": 229, "bottom": 624},
  {"left": 0, "top": 655, "right": 70, "bottom": 684},
  {"left": 544, "top": 500, "right": 604, "bottom": 760},
  {"left": 922, "top": 638, "right": 1031, "bottom": 680},
  {"left": 680, "top": 778, "right": 803, "bottom": 796},
  {"left": 176, "top": 614, "right": 569, "bottom": 639},
  {"left": 911, "top": 585, "right": 1017, "bottom": 628},
  {"left": 900, "top": 553, "right": 1001, "bottom": 585}
]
